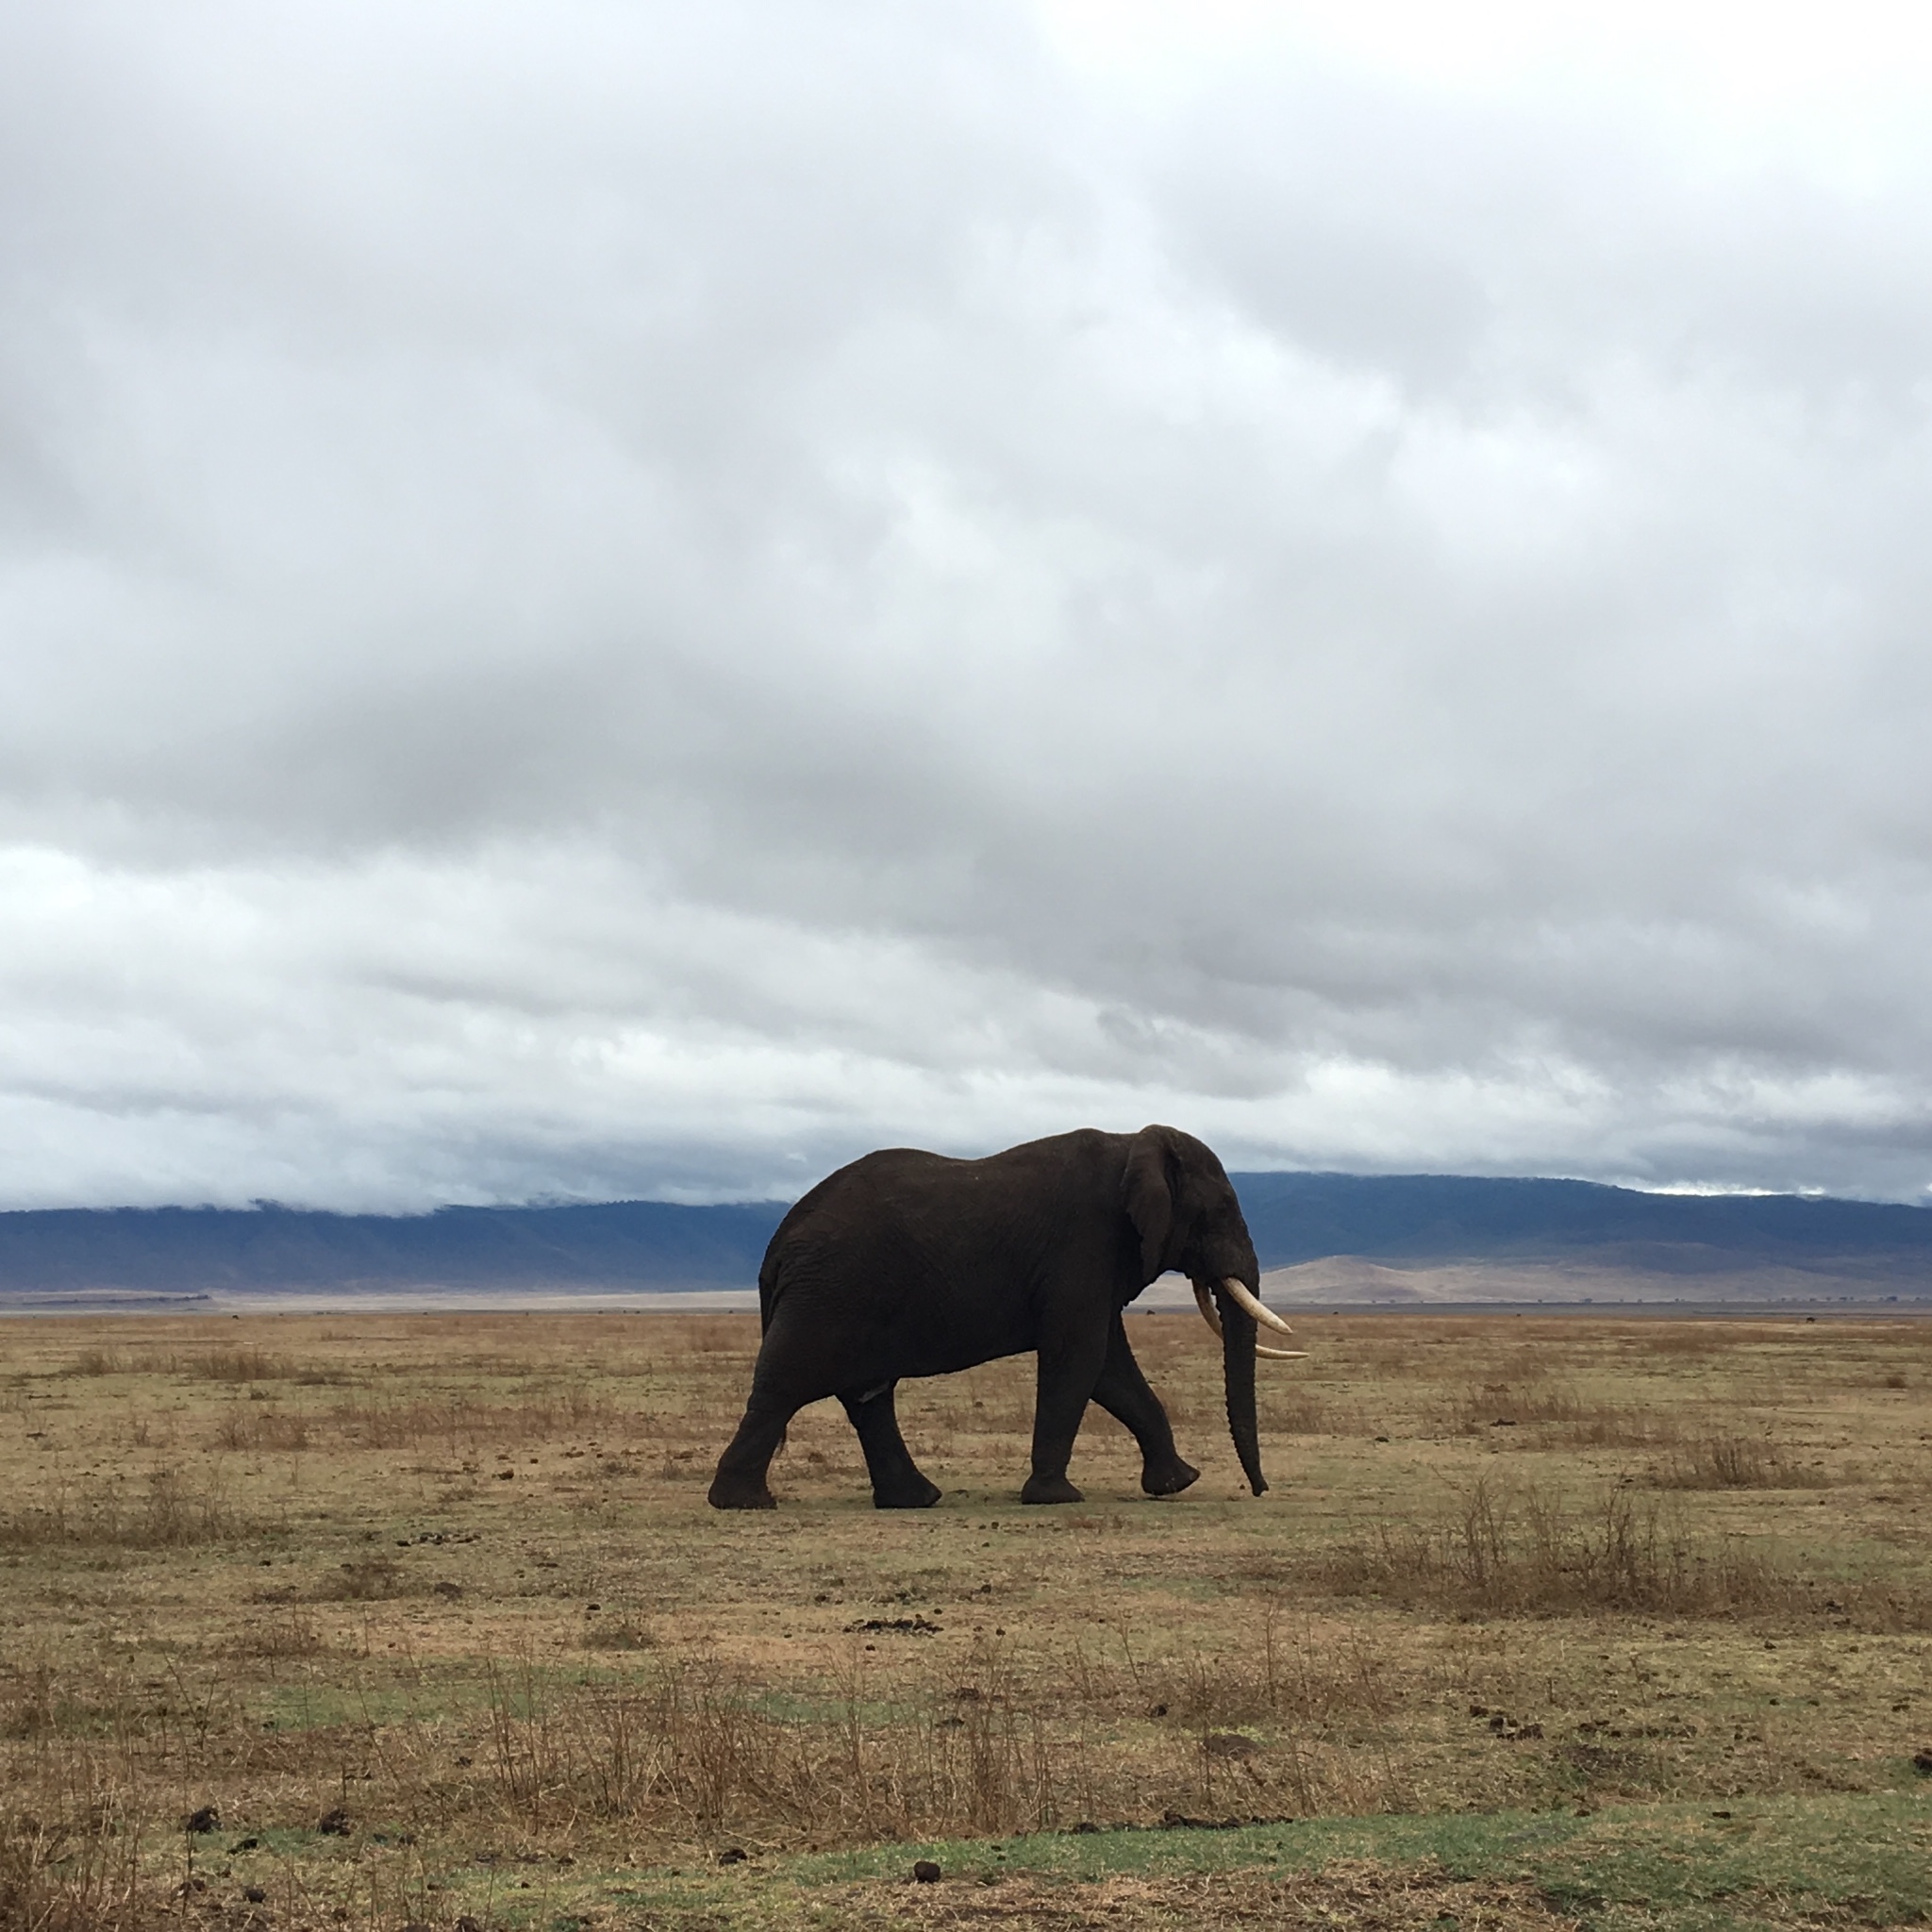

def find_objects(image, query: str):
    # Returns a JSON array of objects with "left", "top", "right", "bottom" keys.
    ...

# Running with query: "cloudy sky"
[{"left": 4, "top": 1, "right": 1931, "bottom": 1210}]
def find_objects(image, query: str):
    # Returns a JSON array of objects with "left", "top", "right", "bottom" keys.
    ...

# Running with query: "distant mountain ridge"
[
  {"left": 1231, "top": 1173, "right": 1932, "bottom": 1279},
  {"left": 0, "top": 1174, "right": 1927, "bottom": 1305},
  {"left": 0, "top": 1199, "right": 789, "bottom": 1297}
]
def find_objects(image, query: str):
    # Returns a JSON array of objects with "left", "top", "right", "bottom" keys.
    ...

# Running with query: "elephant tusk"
[
  {"left": 1220, "top": 1275, "right": 1298, "bottom": 1338},
  {"left": 1192, "top": 1279, "right": 1223, "bottom": 1339},
  {"left": 1197, "top": 1279, "right": 1306, "bottom": 1357}
]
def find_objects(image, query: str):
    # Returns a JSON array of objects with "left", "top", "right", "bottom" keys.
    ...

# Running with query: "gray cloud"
[{"left": 2, "top": 2, "right": 1930, "bottom": 1208}]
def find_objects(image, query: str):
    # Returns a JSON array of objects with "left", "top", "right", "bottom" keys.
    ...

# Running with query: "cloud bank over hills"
[{"left": 4, "top": 3, "right": 1932, "bottom": 1208}]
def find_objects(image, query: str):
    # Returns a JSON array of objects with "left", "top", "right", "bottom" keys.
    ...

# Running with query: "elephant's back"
[
  {"left": 761, "top": 1134, "right": 1124, "bottom": 1294},
  {"left": 755, "top": 1133, "right": 1134, "bottom": 1378},
  {"left": 764, "top": 1146, "right": 968, "bottom": 1271}
]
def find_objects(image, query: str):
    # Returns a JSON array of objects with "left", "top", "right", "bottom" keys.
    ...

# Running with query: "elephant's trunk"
[{"left": 1209, "top": 1279, "right": 1268, "bottom": 1496}]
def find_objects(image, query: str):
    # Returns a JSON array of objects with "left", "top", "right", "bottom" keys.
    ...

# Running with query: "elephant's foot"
[
  {"left": 708, "top": 1474, "right": 778, "bottom": 1510},
  {"left": 1020, "top": 1473, "right": 1085, "bottom": 1505},
  {"left": 873, "top": 1474, "right": 943, "bottom": 1510},
  {"left": 1140, "top": 1457, "right": 1200, "bottom": 1497}
]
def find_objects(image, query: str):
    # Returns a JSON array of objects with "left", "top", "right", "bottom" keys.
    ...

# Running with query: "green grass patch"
[{"left": 593, "top": 1792, "right": 1932, "bottom": 1930}]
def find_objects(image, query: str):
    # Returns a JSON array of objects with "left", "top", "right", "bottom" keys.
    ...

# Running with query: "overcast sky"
[{"left": 4, "top": 1, "right": 1932, "bottom": 1210}]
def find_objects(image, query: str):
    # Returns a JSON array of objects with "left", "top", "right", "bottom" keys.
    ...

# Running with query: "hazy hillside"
[{"left": 1, "top": 1174, "right": 1928, "bottom": 1307}]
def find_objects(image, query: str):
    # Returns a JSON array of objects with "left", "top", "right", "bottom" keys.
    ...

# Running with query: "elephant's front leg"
[
  {"left": 839, "top": 1383, "right": 942, "bottom": 1509},
  {"left": 1091, "top": 1313, "right": 1200, "bottom": 1497},
  {"left": 1021, "top": 1313, "right": 1108, "bottom": 1504}
]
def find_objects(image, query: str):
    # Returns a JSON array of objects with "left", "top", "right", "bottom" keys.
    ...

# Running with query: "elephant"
[{"left": 708, "top": 1124, "right": 1305, "bottom": 1510}]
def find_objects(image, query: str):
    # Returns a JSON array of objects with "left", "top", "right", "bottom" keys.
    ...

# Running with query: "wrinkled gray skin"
[{"left": 708, "top": 1125, "right": 1268, "bottom": 1510}]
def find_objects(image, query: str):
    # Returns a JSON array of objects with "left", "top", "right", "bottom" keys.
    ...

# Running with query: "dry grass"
[
  {"left": 482, "top": 1643, "right": 1065, "bottom": 1844},
  {"left": 1307, "top": 1476, "right": 1824, "bottom": 1618},
  {"left": 1648, "top": 1431, "right": 1833, "bottom": 1491},
  {"left": 0, "top": 1465, "right": 242, "bottom": 1550},
  {"left": 0, "top": 1308, "right": 1927, "bottom": 1928}
]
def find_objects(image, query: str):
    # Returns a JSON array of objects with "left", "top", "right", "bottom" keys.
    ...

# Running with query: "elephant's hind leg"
[
  {"left": 840, "top": 1383, "right": 942, "bottom": 1509},
  {"left": 708, "top": 1401, "right": 795, "bottom": 1509},
  {"left": 708, "top": 1298, "right": 824, "bottom": 1510}
]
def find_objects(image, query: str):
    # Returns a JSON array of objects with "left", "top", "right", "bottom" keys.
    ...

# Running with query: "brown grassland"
[{"left": 1, "top": 1308, "right": 1929, "bottom": 1929}]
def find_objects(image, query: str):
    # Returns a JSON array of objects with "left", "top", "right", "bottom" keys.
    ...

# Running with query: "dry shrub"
[
  {"left": 1137, "top": 1626, "right": 1409, "bottom": 1813},
  {"left": 313, "top": 1557, "right": 408, "bottom": 1602},
  {"left": 1649, "top": 1432, "right": 1829, "bottom": 1491},
  {"left": 0, "top": 1667, "right": 58, "bottom": 1745},
  {"left": 234, "top": 1605, "right": 327, "bottom": 1661},
  {"left": 484, "top": 1649, "right": 1061, "bottom": 1844},
  {"left": 0, "top": 1761, "right": 154, "bottom": 1932},
  {"left": 1260, "top": 1390, "right": 1338, "bottom": 1435},
  {"left": 1021, "top": 1621, "right": 1410, "bottom": 1820},
  {"left": 0, "top": 1666, "right": 158, "bottom": 1754},
  {"left": 1826, "top": 1582, "right": 1932, "bottom": 1632},
  {"left": 1174, "top": 1615, "right": 1394, "bottom": 1732},
  {"left": 1545, "top": 1407, "right": 1681, "bottom": 1450},
  {"left": 211, "top": 1406, "right": 311, "bottom": 1451},
  {"left": 657, "top": 1446, "right": 708, "bottom": 1482},
  {"left": 1310, "top": 1477, "right": 1794, "bottom": 1617},
  {"left": 172, "top": 1347, "right": 294, "bottom": 1383},
  {"left": 1459, "top": 1380, "right": 1587, "bottom": 1426},
  {"left": 63, "top": 1349, "right": 129, "bottom": 1378},
  {"left": 580, "top": 1612, "right": 658, "bottom": 1652},
  {"left": 0, "top": 1467, "right": 240, "bottom": 1552},
  {"left": 1643, "top": 1324, "right": 1740, "bottom": 1356},
  {"left": 1056, "top": 1612, "right": 1394, "bottom": 1734},
  {"left": 1453, "top": 1381, "right": 1676, "bottom": 1449},
  {"left": 325, "top": 1388, "right": 616, "bottom": 1449}
]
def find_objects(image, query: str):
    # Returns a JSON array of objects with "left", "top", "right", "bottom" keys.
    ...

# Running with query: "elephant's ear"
[{"left": 1122, "top": 1125, "right": 1177, "bottom": 1283}]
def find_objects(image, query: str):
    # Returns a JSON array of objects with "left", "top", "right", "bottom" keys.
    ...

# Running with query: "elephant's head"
[{"left": 1122, "top": 1124, "right": 1305, "bottom": 1496}]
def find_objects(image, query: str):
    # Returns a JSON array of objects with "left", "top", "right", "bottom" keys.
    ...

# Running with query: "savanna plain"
[{"left": 2, "top": 1309, "right": 1929, "bottom": 1931}]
